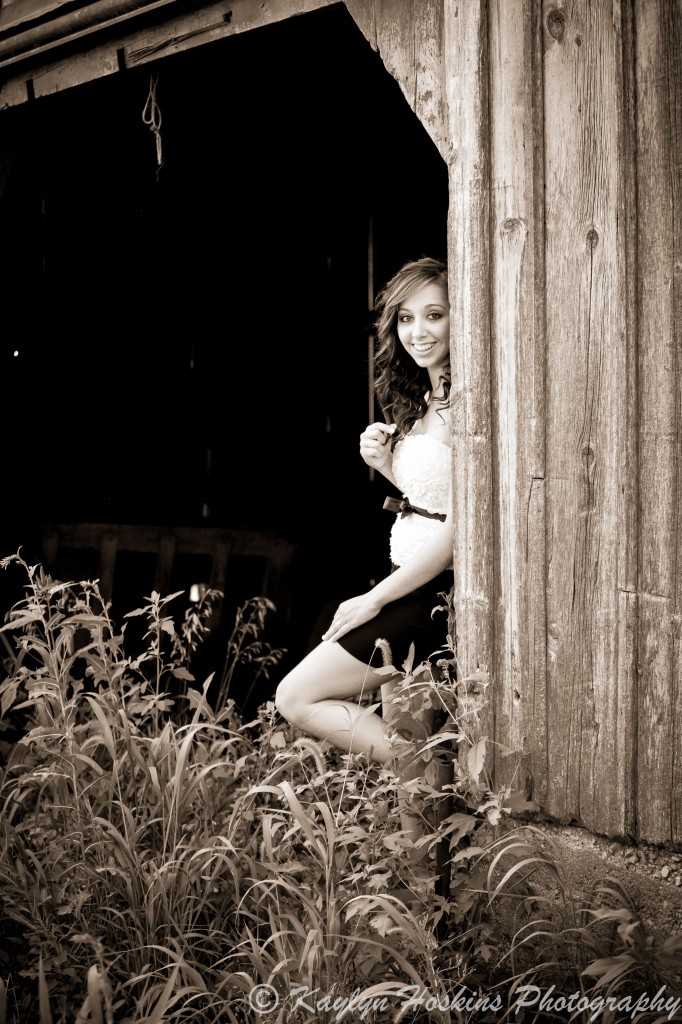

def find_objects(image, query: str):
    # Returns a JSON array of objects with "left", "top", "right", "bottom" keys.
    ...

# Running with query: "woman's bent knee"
[
  {"left": 274, "top": 675, "right": 304, "bottom": 728},
  {"left": 274, "top": 642, "right": 381, "bottom": 728}
]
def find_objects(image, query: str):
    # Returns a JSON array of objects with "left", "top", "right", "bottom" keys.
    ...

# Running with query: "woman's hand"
[
  {"left": 322, "top": 592, "right": 384, "bottom": 644},
  {"left": 359, "top": 422, "right": 396, "bottom": 474}
]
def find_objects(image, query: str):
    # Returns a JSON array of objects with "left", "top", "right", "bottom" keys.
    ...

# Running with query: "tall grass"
[{"left": 0, "top": 552, "right": 680, "bottom": 1023}]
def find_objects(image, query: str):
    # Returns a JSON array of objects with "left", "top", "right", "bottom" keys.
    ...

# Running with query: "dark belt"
[{"left": 383, "top": 496, "right": 447, "bottom": 522}]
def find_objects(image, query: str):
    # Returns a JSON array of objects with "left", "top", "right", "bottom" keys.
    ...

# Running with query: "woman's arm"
[{"left": 321, "top": 509, "right": 453, "bottom": 644}]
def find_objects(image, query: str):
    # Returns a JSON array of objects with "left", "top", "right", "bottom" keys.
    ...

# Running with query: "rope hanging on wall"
[{"left": 142, "top": 72, "right": 163, "bottom": 177}]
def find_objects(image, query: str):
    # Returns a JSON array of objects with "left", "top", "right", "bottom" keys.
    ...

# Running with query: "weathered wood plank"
[
  {"left": 488, "top": 0, "right": 546, "bottom": 798},
  {"left": 443, "top": 1, "right": 494, "bottom": 719},
  {"left": 0, "top": 0, "right": 70, "bottom": 33},
  {"left": 614, "top": 0, "right": 639, "bottom": 843},
  {"left": 0, "top": 0, "right": 179, "bottom": 69},
  {"left": 543, "top": 0, "right": 629, "bottom": 833},
  {"left": 344, "top": 0, "right": 447, "bottom": 161},
  {"left": 0, "top": 0, "right": 337, "bottom": 106},
  {"left": 634, "top": 0, "right": 681, "bottom": 846},
  {"left": 124, "top": 0, "right": 337, "bottom": 66},
  {"left": 671, "top": 0, "right": 682, "bottom": 850}
]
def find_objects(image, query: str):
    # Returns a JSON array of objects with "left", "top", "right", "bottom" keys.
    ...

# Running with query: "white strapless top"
[{"left": 389, "top": 433, "right": 451, "bottom": 567}]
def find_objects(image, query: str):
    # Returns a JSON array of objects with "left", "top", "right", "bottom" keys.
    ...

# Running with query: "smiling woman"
[{"left": 274, "top": 257, "right": 453, "bottom": 764}]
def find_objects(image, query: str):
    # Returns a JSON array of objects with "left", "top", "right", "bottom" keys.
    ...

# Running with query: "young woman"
[{"left": 275, "top": 257, "right": 453, "bottom": 763}]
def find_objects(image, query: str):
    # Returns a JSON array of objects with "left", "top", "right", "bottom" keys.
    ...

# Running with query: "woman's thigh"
[{"left": 276, "top": 640, "right": 400, "bottom": 707}]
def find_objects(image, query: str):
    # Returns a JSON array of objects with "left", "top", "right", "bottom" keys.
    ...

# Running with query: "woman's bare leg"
[
  {"left": 274, "top": 641, "right": 401, "bottom": 762},
  {"left": 275, "top": 641, "right": 438, "bottom": 884}
]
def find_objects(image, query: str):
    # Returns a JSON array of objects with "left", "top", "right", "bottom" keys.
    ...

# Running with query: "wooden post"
[{"left": 443, "top": 0, "right": 494, "bottom": 723}]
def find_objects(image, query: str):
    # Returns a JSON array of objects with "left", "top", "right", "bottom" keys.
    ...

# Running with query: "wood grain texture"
[
  {"left": 542, "top": 0, "right": 630, "bottom": 832},
  {"left": 615, "top": 0, "right": 639, "bottom": 844},
  {"left": 634, "top": 0, "right": 681, "bottom": 845},
  {"left": 488, "top": 0, "right": 546, "bottom": 798},
  {"left": 344, "top": 0, "right": 447, "bottom": 160},
  {"left": 671, "top": 0, "right": 682, "bottom": 850},
  {"left": 443, "top": 0, "right": 494, "bottom": 724}
]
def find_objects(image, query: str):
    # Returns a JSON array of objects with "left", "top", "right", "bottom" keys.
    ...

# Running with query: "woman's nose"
[{"left": 412, "top": 320, "right": 427, "bottom": 338}]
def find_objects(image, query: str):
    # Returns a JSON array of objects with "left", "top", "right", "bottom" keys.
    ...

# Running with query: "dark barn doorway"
[{"left": 0, "top": 4, "right": 448, "bottom": 681}]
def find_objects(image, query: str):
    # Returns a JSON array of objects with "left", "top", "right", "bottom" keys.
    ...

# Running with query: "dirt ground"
[
  {"left": 534, "top": 820, "right": 682, "bottom": 939},
  {"left": 481, "top": 816, "right": 682, "bottom": 980}
]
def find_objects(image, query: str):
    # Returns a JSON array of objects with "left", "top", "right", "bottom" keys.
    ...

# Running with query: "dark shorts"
[{"left": 338, "top": 569, "right": 454, "bottom": 672}]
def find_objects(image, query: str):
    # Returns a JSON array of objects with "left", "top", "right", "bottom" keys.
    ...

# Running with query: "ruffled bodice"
[{"left": 389, "top": 433, "right": 451, "bottom": 567}]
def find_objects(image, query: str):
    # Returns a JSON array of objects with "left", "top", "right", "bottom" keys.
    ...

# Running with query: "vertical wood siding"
[
  {"left": 487, "top": 0, "right": 547, "bottom": 801},
  {"left": 428, "top": 0, "right": 679, "bottom": 844}
]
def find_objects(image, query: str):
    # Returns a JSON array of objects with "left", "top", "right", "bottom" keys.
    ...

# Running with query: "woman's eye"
[{"left": 399, "top": 315, "right": 412, "bottom": 323}]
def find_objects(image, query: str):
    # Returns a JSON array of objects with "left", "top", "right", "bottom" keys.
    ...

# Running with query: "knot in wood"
[
  {"left": 502, "top": 216, "right": 523, "bottom": 233},
  {"left": 581, "top": 443, "right": 595, "bottom": 467},
  {"left": 586, "top": 227, "right": 600, "bottom": 249},
  {"left": 546, "top": 9, "right": 566, "bottom": 42}
]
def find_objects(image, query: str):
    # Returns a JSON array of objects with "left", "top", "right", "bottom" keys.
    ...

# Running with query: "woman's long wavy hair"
[{"left": 373, "top": 256, "right": 450, "bottom": 441}]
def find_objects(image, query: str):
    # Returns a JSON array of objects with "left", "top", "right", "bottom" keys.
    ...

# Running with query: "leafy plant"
[{"left": 0, "top": 554, "right": 282, "bottom": 1023}]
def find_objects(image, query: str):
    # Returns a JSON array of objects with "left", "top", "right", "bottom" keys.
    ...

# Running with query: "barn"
[{"left": 0, "top": 0, "right": 679, "bottom": 849}]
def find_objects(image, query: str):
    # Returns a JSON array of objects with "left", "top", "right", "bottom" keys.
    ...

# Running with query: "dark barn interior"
[{"left": 0, "top": 3, "right": 448, "bottom": 701}]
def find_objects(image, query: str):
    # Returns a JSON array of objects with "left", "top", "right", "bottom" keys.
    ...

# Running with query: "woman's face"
[{"left": 395, "top": 280, "right": 450, "bottom": 379}]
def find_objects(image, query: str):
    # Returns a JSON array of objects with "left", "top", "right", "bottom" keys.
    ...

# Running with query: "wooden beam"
[
  {"left": 443, "top": 0, "right": 494, "bottom": 712},
  {"left": 0, "top": 0, "right": 338, "bottom": 106}
]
